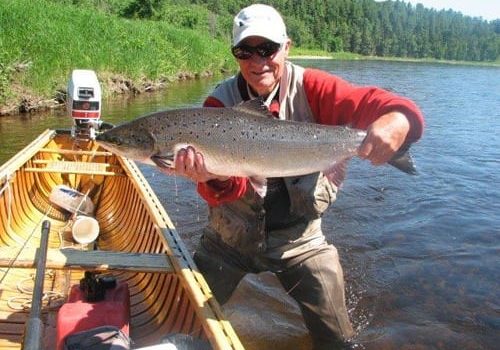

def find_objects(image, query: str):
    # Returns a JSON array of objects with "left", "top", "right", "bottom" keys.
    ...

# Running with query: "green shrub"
[{"left": 0, "top": 55, "right": 12, "bottom": 104}]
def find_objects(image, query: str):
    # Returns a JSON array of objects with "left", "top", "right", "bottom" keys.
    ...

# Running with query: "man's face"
[{"left": 235, "top": 36, "right": 290, "bottom": 97}]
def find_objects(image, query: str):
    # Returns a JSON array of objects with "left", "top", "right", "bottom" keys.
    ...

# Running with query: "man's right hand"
[{"left": 159, "top": 146, "right": 229, "bottom": 183}]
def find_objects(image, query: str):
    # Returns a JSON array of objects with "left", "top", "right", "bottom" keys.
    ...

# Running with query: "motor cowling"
[{"left": 67, "top": 69, "right": 102, "bottom": 140}]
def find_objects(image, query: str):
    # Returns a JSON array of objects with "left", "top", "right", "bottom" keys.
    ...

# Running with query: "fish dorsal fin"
[{"left": 233, "top": 99, "right": 274, "bottom": 119}]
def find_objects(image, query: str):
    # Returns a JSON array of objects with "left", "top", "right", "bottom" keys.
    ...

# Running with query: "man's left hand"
[
  {"left": 358, "top": 112, "right": 410, "bottom": 165},
  {"left": 159, "top": 146, "right": 229, "bottom": 183}
]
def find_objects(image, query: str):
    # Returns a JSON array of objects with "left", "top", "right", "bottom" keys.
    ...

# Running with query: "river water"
[{"left": 0, "top": 60, "right": 498, "bottom": 349}]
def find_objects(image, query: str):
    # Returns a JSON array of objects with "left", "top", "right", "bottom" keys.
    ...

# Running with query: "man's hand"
[
  {"left": 160, "top": 146, "right": 229, "bottom": 183},
  {"left": 358, "top": 112, "right": 410, "bottom": 165}
]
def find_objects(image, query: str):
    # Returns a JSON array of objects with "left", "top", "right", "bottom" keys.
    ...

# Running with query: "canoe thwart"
[
  {"left": 38, "top": 148, "right": 113, "bottom": 156},
  {"left": 0, "top": 248, "right": 173, "bottom": 273},
  {"left": 25, "top": 160, "right": 122, "bottom": 176}
]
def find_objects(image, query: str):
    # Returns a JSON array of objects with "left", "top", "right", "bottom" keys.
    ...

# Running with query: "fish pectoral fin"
[
  {"left": 324, "top": 159, "right": 350, "bottom": 188},
  {"left": 151, "top": 154, "right": 175, "bottom": 169},
  {"left": 249, "top": 176, "right": 267, "bottom": 198}
]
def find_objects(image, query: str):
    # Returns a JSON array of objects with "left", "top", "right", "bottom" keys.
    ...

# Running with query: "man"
[{"left": 167, "top": 4, "right": 424, "bottom": 349}]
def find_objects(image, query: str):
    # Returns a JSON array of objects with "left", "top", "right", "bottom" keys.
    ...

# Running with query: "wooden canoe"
[{"left": 0, "top": 129, "right": 244, "bottom": 349}]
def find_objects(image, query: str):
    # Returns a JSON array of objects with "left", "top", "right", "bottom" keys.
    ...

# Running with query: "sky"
[{"left": 376, "top": 0, "right": 500, "bottom": 21}]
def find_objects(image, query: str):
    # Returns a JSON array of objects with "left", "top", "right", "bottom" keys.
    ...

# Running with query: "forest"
[
  {"left": 115, "top": 0, "right": 500, "bottom": 62},
  {"left": 1, "top": 0, "right": 498, "bottom": 111}
]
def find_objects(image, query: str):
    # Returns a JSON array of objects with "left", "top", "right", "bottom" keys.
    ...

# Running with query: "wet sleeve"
[
  {"left": 203, "top": 96, "right": 225, "bottom": 108},
  {"left": 303, "top": 68, "right": 424, "bottom": 142},
  {"left": 196, "top": 96, "right": 248, "bottom": 206},
  {"left": 197, "top": 177, "right": 248, "bottom": 206}
]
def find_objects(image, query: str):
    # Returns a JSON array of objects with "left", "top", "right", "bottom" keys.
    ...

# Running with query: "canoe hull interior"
[{"left": 0, "top": 129, "right": 242, "bottom": 349}]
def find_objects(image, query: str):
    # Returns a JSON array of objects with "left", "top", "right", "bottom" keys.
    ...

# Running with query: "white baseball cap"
[{"left": 232, "top": 4, "right": 288, "bottom": 47}]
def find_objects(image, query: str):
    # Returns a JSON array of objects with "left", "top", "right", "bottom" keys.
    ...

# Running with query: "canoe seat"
[
  {"left": 0, "top": 248, "right": 174, "bottom": 273},
  {"left": 25, "top": 160, "right": 122, "bottom": 176}
]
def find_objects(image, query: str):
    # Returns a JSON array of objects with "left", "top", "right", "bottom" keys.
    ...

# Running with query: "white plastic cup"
[{"left": 72, "top": 216, "right": 100, "bottom": 244}]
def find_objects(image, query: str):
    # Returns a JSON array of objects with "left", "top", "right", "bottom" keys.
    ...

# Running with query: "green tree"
[{"left": 68, "top": 0, "right": 500, "bottom": 62}]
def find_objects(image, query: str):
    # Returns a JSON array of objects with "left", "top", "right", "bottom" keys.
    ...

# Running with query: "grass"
[{"left": 0, "top": 0, "right": 235, "bottom": 105}]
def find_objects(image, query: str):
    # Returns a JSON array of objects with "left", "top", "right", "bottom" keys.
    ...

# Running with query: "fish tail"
[{"left": 388, "top": 147, "right": 417, "bottom": 175}]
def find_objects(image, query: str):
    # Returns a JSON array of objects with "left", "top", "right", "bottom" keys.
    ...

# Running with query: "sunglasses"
[{"left": 231, "top": 41, "right": 282, "bottom": 60}]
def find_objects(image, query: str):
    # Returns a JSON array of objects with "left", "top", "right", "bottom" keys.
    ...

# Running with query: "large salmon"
[{"left": 96, "top": 100, "right": 416, "bottom": 196}]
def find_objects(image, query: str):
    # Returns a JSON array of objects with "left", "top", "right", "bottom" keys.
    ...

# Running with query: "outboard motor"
[{"left": 67, "top": 69, "right": 102, "bottom": 140}]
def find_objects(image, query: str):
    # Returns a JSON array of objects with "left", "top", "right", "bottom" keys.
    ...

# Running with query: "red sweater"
[{"left": 198, "top": 68, "right": 424, "bottom": 206}]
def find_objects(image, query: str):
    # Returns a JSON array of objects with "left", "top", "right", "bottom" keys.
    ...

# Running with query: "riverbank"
[
  {"left": 0, "top": 69, "right": 225, "bottom": 116},
  {"left": 2, "top": 51, "right": 498, "bottom": 117},
  {"left": 0, "top": 0, "right": 233, "bottom": 116},
  {"left": 290, "top": 48, "right": 500, "bottom": 67}
]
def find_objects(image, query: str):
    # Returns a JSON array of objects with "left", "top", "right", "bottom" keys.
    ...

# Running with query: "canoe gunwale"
[{"left": 119, "top": 156, "right": 243, "bottom": 349}]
